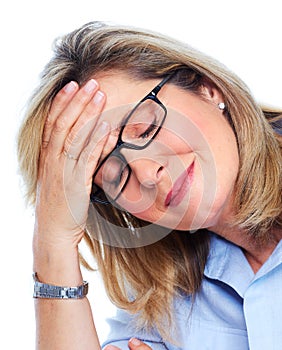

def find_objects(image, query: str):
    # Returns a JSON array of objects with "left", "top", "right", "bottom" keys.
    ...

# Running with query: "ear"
[{"left": 200, "top": 78, "right": 224, "bottom": 105}]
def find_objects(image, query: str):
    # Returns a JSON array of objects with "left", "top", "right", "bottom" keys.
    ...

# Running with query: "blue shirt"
[{"left": 102, "top": 233, "right": 282, "bottom": 349}]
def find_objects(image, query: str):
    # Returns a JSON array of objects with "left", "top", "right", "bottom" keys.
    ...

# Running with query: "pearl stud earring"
[{"left": 218, "top": 102, "right": 225, "bottom": 110}]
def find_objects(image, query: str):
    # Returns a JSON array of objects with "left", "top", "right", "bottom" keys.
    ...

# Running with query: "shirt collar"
[
  {"left": 204, "top": 232, "right": 282, "bottom": 297},
  {"left": 204, "top": 232, "right": 254, "bottom": 297}
]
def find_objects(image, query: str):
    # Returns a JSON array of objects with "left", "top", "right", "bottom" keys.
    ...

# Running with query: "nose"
[{"left": 128, "top": 156, "right": 167, "bottom": 188}]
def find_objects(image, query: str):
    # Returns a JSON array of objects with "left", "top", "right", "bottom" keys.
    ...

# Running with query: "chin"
[
  {"left": 155, "top": 203, "right": 226, "bottom": 232},
  {"left": 124, "top": 192, "right": 231, "bottom": 234}
]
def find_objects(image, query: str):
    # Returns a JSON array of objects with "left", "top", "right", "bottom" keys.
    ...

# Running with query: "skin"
[
  {"left": 104, "top": 338, "right": 153, "bottom": 350},
  {"left": 34, "top": 71, "right": 279, "bottom": 349},
  {"left": 94, "top": 71, "right": 239, "bottom": 232}
]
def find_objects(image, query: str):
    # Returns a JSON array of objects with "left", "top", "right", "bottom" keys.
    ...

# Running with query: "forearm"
[
  {"left": 33, "top": 238, "right": 101, "bottom": 350},
  {"left": 34, "top": 298, "right": 100, "bottom": 349}
]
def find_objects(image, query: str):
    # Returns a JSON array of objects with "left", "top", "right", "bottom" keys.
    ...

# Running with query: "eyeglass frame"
[{"left": 90, "top": 74, "right": 173, "bottom": 205}]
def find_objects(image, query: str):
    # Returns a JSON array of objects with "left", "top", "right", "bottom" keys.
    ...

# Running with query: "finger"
[
  {"left": 48, "top": 79, "right": 100, "bottom": 154},
  {"left": 63, "top": 89, "right": 106, "bottom": 157},
  {"left": 103, "top": 345, "right": 121, "bottom": 350},
  {"left": 79, "top": 120, "right": 110, "bottom": 188},
  {"left": 42, "top": 81, "right": 78, "bottom": 148},
  {"left": 128, "top": 338, "right": 152, "bottom": 349}
]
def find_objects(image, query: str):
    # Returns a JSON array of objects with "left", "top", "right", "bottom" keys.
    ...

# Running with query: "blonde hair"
[{"left": 17, "top": 22, "right": 282, "bottom": 339}]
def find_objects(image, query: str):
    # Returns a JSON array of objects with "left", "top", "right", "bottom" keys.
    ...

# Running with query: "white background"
[{"left": 1, "top": 0, "right": 281, "bottom": 348}]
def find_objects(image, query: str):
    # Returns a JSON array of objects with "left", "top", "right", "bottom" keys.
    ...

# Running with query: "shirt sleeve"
[{"left": 101, "top": 308, "right": 176, "bottom": 350}]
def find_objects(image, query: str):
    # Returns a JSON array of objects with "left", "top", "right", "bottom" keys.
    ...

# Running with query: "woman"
[{"left": 17, "top": 21, "right": 282, "bottom": 349}]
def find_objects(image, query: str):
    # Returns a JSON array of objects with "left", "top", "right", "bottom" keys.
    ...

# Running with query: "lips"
[{"left": 165, "top": 162, "right": 194, "bottom": 207}]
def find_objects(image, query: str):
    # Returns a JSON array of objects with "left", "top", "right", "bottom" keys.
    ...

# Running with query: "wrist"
[
  {"left": 33, "top": 272, "right": 89, "bottom": 299},
  {"left": 33, "top": 237, "right": 83, "bottom": 286}
]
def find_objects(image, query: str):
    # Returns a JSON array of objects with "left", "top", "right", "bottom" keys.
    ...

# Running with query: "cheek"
[
  {"left": 118, "top": 196, "right": 164, "bottom": 228},
  {"left": 117, "top": 178, "right": 159, "bottom": 216},
  {"left": 163, "top": 110, "right": 212, "bottom": 154},
  {"left": 190, "top": 147, "right": 239, "bottom": 229}
]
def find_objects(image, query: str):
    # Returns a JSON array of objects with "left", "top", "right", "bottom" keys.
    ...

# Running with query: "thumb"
[{"left": 128, "top": 338, "right": 152, "bottom": 349}]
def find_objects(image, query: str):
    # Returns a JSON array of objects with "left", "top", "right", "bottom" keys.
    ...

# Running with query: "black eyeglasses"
[{"left": 90, "top": 75, "right": 172, "bottom": 205}]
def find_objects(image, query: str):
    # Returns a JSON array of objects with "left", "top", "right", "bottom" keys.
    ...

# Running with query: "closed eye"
[{"left": 139, "top": 119, "right": 158, "bottom": 139}]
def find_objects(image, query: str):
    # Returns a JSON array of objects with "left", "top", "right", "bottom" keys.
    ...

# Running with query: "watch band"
[{"left": 33, "top": 272, "right": 88, "bottom": 299}]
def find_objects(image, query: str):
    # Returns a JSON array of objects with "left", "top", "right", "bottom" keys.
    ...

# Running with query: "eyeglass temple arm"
[{"left": 151, "top": 74, "right": 174, "bottom": 95}]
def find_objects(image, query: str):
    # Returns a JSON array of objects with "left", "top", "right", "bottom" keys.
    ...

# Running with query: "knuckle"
[
  {"left": 44, "top": 115, "right": 53, "bottom": 129},
  {"left": 51, "top": 91, "right": 68, "bottom": 111},
  {"left": 54, "top": 117, "right": 67, "bottom": 133},
  {"left": 76, "top": 91, "right": 90, "bottom": 105},
  {"left": 66, "top": 134, "right": 81, "bottom": 149}
]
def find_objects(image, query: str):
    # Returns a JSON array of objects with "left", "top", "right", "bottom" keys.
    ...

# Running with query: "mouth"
[{"left": 165, "top": 161, "right": 195, "bottom": 207}]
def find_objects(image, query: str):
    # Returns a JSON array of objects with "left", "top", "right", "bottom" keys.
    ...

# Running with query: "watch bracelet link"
[{"left": 33, "top": 272, "right": 88, "bottom": 299}]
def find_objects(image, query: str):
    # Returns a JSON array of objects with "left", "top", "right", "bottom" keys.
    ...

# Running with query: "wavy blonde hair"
[{"left": 17, "top": 22, "right": 282, "bottom": 339}]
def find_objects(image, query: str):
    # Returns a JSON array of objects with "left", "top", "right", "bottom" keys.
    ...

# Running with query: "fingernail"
[
  {"left": 64, "top": 81, "right": 77, "bottom": 93},
  {"left": 129, "top": 338, "right": 142, "bottom": 346},
  {"left": 93, "top": 90, "right": 105, "bottom": 104},
  {"left": 84, "top": 79, "right": 98, "bottom": 93}
]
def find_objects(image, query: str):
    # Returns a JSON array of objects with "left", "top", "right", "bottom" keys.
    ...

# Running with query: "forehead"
[{"left": 96, "top": 72, "right": 157, "bottom": 108}]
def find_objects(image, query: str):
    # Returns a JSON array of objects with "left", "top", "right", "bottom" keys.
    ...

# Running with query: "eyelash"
[
  {"left": 139, "top": 116, "right": 157, "bottom": 139},
  {"left": 139, "top": 124, "right": 155, "bottom": 139}
]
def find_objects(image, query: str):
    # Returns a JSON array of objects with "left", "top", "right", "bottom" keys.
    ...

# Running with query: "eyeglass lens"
[{"left": 122, "top": 99, "right": 165, "bottom": 146}]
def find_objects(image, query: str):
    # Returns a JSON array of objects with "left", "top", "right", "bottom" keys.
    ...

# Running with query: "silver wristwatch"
[{"left": 33, "top": 272, "right": 88, "bottom": 299}]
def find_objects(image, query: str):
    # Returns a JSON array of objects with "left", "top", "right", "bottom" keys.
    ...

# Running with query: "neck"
[{"left": 209, "top": 222, "right": 282, "bottom": 273}]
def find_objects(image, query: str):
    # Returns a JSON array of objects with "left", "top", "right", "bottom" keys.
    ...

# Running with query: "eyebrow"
[{"left": 114, "top": 101, "right": 142, "bottom": 135}]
